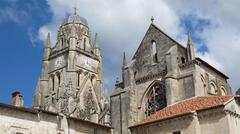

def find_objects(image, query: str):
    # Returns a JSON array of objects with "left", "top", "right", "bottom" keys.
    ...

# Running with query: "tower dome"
[{"left": 62, "top": 14, "right": 88, "bottom": 26}]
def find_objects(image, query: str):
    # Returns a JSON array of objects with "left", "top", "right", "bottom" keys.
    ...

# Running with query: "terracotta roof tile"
[{"left": 131, "top": 96, "right": 233, "bottom": 128}]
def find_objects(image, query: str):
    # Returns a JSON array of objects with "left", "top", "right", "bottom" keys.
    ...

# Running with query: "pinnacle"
[
  {"left": 93, "top": 33, "right": 99, "bottom": 48},
  {"left": 45, "top": 32, "right": 51, "bottom": 48}
]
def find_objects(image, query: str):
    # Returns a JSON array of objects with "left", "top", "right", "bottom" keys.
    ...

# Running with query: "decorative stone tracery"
[
  {"left": 44, "top": 80, "right": 100, "bottom": 123},
  {"left": 145, "top": 82, "right": 167, "bottom": 116}
]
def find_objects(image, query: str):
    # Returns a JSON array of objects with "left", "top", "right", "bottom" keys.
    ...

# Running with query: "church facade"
[
  {"left": 110, "top": 23, "right": 240, "bottom": 134},
  {"left": 0, "top": 12, "right": 240, "bottom": 134}
]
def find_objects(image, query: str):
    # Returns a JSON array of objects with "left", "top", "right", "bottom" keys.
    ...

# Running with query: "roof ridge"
[
  {"left": 223, "top": 96, "right": 235, "bottom": 105},
  {"left": 168, "top": 96, "right": 199, "bottom": 106}
]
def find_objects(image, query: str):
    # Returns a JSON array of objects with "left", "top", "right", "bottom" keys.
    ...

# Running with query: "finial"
[
  {"left": 116, "top": 77, "right": 119, "bottom": 84},
  {"left": 93, "top": 33, "right": 99, "bottom": 48},
  {"left": 45, "top": 32, "right": 51, "bottom": 48},
  {"left": 74, "top": 7, "right": 77, "bottom": 15},
  {"left": 151, "top": 16, "right": 154, "bottom": 23}
]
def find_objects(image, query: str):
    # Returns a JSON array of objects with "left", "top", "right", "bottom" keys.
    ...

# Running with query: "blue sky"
[
  {"left": 0, "top": 0, "right": 51, "bottom": 106},
  {"left": 0, "top": 0, "right": 240, "bottom": 107}
]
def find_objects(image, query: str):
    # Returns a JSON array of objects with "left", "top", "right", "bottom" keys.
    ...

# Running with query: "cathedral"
[{"left": 0, "top": 12, "right": 240, "bottom": 134}]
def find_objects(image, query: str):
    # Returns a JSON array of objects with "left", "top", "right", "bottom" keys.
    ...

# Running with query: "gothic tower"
[{"left": 33, "top": 13, "right": 110, "bottom": 125}]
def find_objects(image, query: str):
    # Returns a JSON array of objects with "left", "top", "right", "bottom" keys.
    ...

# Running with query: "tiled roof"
[{"left": 131, "top": 96, "right": 234, "bottom": 128}]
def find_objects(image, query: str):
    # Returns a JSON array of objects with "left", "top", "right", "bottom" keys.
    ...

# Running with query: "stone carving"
[
  {"left": 44, "top": 81, "right": 98, "bottom": 121},
  {"left": 44, "top": 90, "right": 57, "bottom": 111},
  {"left": 135, "top": 70, "right": 167, "bottom": 84},
  {"left": 78, "top": 88, "right": 97, "bottom": 120}
]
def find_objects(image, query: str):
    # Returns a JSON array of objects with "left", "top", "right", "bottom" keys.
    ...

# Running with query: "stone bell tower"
[{"left": 33, "top": 12, "right": 110, "bottom": 124}]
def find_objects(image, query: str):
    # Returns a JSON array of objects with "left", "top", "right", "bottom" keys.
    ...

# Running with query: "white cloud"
[
  {"left": 38, "top": 0, "right": 184, "bottom": 92},
  {"left": 38, "top": 0, "right": 240, "bottom": 93},
  {"left": 0, "top": 7, "right": 28, "bottom": 24},
  {"left": 165, "top": 0, "right": 240, "bottom": 92}
]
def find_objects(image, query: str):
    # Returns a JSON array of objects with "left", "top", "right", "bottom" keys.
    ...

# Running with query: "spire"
[
  {"left": 122, "top": 52, "right": 127, "bottom": 88},
  {"left": 93, "top": 33, "right": 101, "bottom": 56},
  {"left": 186, "top": 31, "right": 195, "bottom": 61},
  {"left": 93, "top": 33, "right": 99, "bottom": 48},
  {"left": 123, "top": 52, "right": 126, "bottom": 67}
]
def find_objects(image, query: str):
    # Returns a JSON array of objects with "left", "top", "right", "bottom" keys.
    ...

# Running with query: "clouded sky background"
[{"left": 0, "top": 0, "right": 240, "bottom": 106}]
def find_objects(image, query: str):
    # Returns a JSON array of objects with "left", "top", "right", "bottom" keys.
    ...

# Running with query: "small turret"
[
  {"left": 122, "top": 52, "right": 126, "bottom": 67},
  {"left": 93, "top": 33, "right": 101, "bottom": 56},
  {"left": 122, "top": 52, "right": 127, "bottom": 87},
  {"left": 187, "top": 32, "right": 195, "bottom": 61}
]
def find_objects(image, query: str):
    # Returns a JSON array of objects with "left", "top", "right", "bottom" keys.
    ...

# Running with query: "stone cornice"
[
  {"left": 76, "top": 47, "right": 100, "bottom": 61},
  {"left": 225, "top": 109, "right": 240, "bottom": 118},
  {"left": 49, "top": 47, "right": 69, "bottom": 59},
  {"left": 135, "top": 70, "right": 167, "bottom": 84},
  {"left": 49, "top": 47, "right": 100, "bottom": 61},
  {"left": 178, "top": 59, "right": 200, "bottom": 70}
]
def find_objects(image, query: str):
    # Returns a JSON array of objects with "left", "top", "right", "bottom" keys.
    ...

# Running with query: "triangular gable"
[{"left": 132, "top": 23, "right": 184, "bottom": 60}]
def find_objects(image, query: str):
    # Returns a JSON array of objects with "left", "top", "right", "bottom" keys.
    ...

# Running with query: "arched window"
[
  {"left": 145, "top": 83, "right": 166, "bottom": 116},
  {"left": 91, "top": 74, "right": 97, "bottom": 87},
  {"left": 201, "top": 75, "right": 205, "bottom": 87},
  {"left": 152, "top": 41, "right": 157, "bottom": 55},
  {"left": 221, "top": 86, "right": 227, "bottom": 96},
  {"left": 181, "top": 57, "right": 186, "bottom": 64},
  {"left": 134, "top": 71, "right": 137, "bottom": 79},
  {"left": 201, "top": 75, "right": 207, "bottom": 94},
  {"left": 54, "top": 73, "right": 60, "bottom": 92},
  {"left": 209, "top": 82, "right": 217, "bottom": 95},
  {"left": 61, "top": 38, "right": 64, "bottom": 48},
  {"left": 152, "top": 41, "right": 157, "bottom": 63},
  {"left": 55, "top": 73, "right": 61, "bottom": 91},
  {"left": 77, "top": 71, "right": 81, "bottom": 87},
  {"left": 77, "top": 41, "right": 79, "bottom": 47},
  {"left": 83, "top": 38, "right": 86, "bottom": 50},
  {"left": 56, "top": 73, "right": 61, "bottom": 85},
  {"left": 90, "top": 74, "right": 95, "bottom": 82},
  {"left": 49, "top": 75, "right": 54, "bottom": 91}
]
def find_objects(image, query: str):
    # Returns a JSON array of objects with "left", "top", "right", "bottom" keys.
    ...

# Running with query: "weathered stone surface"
[
  {"left": 0, "top": 104, "right": 111, "bottom": 134},
  {"left": 111, "top": 23, "right": 232, "bottom": 134},
  {"left": 0, "top": 12, "right": 236, "bottom": 134},
  {"left": 32, "top": 13, "right": 110, "bottom": 125}
]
